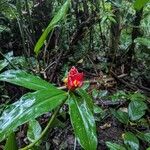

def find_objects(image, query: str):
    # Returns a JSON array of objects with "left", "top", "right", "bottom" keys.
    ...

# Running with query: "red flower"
[{"left": 65, "top": 66, "right": 84, "bottom": 90}]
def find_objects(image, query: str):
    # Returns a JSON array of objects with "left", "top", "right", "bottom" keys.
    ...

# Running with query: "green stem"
[{"left": 20, "top": 97, "right": 67, "bottom": 150}]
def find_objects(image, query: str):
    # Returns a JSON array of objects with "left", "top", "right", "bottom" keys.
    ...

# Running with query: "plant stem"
[{"left": 20, "top": 98, "right": 67, "bottom": 150}]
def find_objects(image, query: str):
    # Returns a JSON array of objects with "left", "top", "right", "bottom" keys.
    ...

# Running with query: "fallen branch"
[
  {"left": 95, "top": 99, "right": 126, "bottom": 106},
  {"left": 110, "top": 70, "right": 150, "bottom": 94},
  {"left": 110, "top": 70, "right": 137, "bottom": 91}
]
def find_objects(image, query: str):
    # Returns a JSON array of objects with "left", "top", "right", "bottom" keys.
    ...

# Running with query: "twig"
[
  {"left": 110, "top": 70, "right": 137, "bottom": 91},
  {"left": 49, "top": 50, "right": 64, "bottom": 82},
  {"left": 95, "top": 99, "right": 126, "bottom": 106},
  {"left": 87, "top": 55, "right": 99, "bottom": 75}
]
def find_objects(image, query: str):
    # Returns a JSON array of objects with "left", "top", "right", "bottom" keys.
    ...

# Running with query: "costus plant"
[
  {"left": 64, "top": 66, "right": 84, "bottom": 90},
  {"left": 0, "top": 66, "right": 97, "bottom": 150}
]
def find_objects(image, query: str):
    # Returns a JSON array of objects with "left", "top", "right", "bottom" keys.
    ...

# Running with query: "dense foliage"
[{"left": 0, "top": 0, "right": 150, "bottom": 150}]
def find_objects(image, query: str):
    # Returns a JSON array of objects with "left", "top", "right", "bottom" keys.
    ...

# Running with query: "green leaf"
[
  {"left": 0, "top": 70, "right": 55, "bottom": 91},
  {"left": 123, "top": 132, "right": 139, "bottom": 150},
  {"left": 128, "top": 100, "right": 147, "bottom": 121},
  {"left": 106, "top": 141, "right": 126, "bottom": 150},
  {"left": 81, "top": 82, "right": 90, "bottom": 90},
  {"left": 93, "top": 105, "right": 104, "bottom": 114},
  {"left": 0, "top": 25, "right": 10, "bottom": 33},
  {"left": 34, "top": 0, "right": 70, "bottom": 55},
  {"left": 0, "top": 51, "right": 13, "bottom": 71},
  {"left": 142, "top": 133, "right": 150, "bottom": 143},
  {"left": 111, "top": 109, "right": 129, "bottom": 124},
  {"left": 27, "top": 119, "right": 42, "bottom": 143},
  {"left": 92, "top": 89, "right": 99, "bottom": 99},
  {"left": 4, "top": 132, "right": 18, "bottom": 150},
  {"left": 136, "top": 132, "right": 150, "bottom": 144},
  {"left": 77, "top": 88, "right": 94, "bottom": 113},
  {"left": 0, "top": 60, "right": 9, "bottom": 72},
  {"left": 135, "top": 37, "right": 150, "bottom": 48},
  {"left": 68, "top": 93, "right": 97, "bottom": 150},
  {"left": 129, "top": 92, "right": 146, "bottom": 101},
  {"left": 0, "top": 89, "right": 67, "bottom": 141},
  {"left": 98, "top": 90, "right": 108, "bottom": 98},
  {"left": 111, "top": 91, "right": 127, "bottom": 101},
  {"left": 134, "top": 0, "right": 150, "bottom": 10}
]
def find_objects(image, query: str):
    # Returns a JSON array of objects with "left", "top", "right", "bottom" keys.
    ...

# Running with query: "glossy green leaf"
[
  {"left": 134, "top": 0, "right": 150, "bottom": 10},
  {"left": 0, "top": 89, "right": 67, "bottom": 141},
  {"left": 0, "top": 70, "right": 55, "bottom": 91},
  {"left": 0, "top": 60, "right": 8, "bottom": 71},
  {"left": 111, "top": 109, "right": 129, "bottom": 124},
  {"left": 27, "top": 119, "right": 42, "bottom": 143},
  {"left": 129, "top": 92, "right": 146, "bottom": 101},
  {"left": 0, "top": 51, "right": 13, "bottom": 71},
  {"left": 93, "top": 105, "right": 104, "bottom": 114},
  {"left": 4, "top": 132, "right": 18, "bottom": 150},
  {"left": 135, "top": 37, "right": 150, "bottom": 48},
  {"left": 92, "top": 89, "right": 99, "bottom": 99},
  {"left": 34, "top": 0, "right": 70, "bottom": 55},
  {"left": 77, "top": 88, "right": 94, "bottom": 113},
  {"left": 0, "top": 25, "right": 10, "bottom": 32},
  {"left": 68, "top": 93, "right": 97, "bottom": 150},
  {"left": 111, "top": 91, "right": 127, "bottom": 101},
  {"left": 81, "top": 82, "right": 90, "bottom": 90},
  {"left": 136, "top": 132, "right": 150, "bottom": 144},
  {"left": 123, "top": 132, "right": 139, "bottom": 150},
  {"left": 128, "top": 100, "right": 147, "bottom": 121},
  {"left": 106, "top": 141, "right": 126, "bottom": 150}
]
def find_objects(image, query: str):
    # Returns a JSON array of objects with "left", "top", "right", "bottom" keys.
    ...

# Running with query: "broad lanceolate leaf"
[
  {"left": 68, "top": 93, "right": 97, "bottom": 150},
  {"left": 77, "top": 88, "right": 94, "bottom": 113},
  {"left": 106, "top": 141, "right": 126, "bottom": 150},
  {"left": 0, "top": 70, "right": 55, "bottom": 91},
  {"left": 123, "top": 132, "right": 139, "bottom": 150},
  {"left": 134, "top": 0, "right": 150, "bottom": 10},
  {"left": 128, "top": 100, "right": 147, "bottom": 121},
  {"left": 34, "top": 0, "right": 70, "bottom": 55},
  {"left": 27, "top": 119, "right": 42, "bottom": 143},
  {"left": 4, "top": 132, "right": 18, "bottom": 150},
  {"left": 0, "top": 89, "right": 67, "bottom": 141}
]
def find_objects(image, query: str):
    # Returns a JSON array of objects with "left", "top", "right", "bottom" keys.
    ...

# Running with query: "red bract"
[{"left": 66, "top": 66, "right": 84, "bottom": 90}]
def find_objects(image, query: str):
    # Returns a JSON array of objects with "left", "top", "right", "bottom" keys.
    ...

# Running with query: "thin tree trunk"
[
  {"left": 109, "top": 5, "right": 121, "bottom": 68},
  {"left": 125, "top": 8, "right": 143, "bottom": 73}
]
